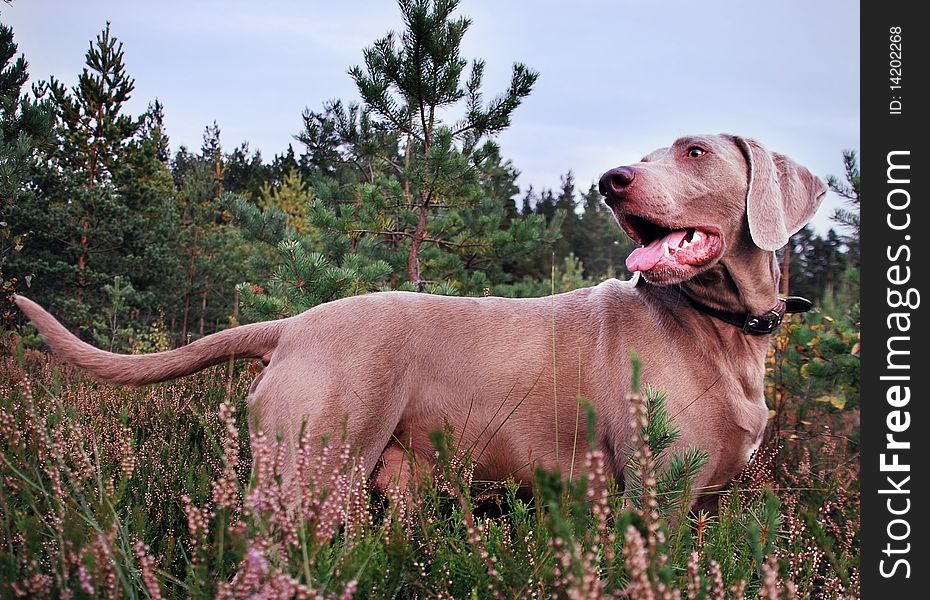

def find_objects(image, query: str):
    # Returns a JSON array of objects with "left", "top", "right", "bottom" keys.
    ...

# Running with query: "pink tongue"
[{"left": 626, "top": 230, "right": 688, "bottom": 272}]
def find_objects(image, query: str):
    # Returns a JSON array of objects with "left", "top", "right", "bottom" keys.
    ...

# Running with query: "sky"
[{"left": 5, "top": 0, "right": 859, "bottom": 233}]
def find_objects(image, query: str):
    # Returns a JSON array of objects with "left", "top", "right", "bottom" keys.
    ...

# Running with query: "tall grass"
[{"left": 0, "top": 332, "right": 858, "bottom": 598}]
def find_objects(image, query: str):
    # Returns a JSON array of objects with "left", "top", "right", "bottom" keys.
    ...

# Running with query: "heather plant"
[{"left": 0, "top": 337, "right": 858, "bottom": 598}]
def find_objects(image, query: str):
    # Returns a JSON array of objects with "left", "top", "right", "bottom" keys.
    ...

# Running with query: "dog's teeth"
[
  {"left": 663, "top": 242, "right": 670, "bottom": 257},
  {"left": 692, "top": 230, "right": 704, "bottom": 243}
]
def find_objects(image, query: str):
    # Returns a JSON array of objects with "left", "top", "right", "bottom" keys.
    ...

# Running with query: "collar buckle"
[{"left": 742, "top": 308, "right": 784, "bottom": 335}]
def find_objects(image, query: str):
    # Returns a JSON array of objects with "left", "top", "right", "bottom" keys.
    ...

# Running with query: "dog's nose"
[{"left": 598, "top": 166, "right": 636, "bottom": 201}]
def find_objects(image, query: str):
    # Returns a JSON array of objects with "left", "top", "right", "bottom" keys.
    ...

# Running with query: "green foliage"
[
  {"left": 3, "top": 11, "right": 859, "bottom": 351},
  {"left": 237, "top": 238, "right": 392, "bottom": 321},
  {"left": 92, "top": 275, "right": 139, "bottom": 351},
  {"left": 514, "top": 180, "right": 636, "bottom": 285},
  {"left": 769, "top": 309, "right": 860, "bottom": 434},
  {"left": 47, "top": 22, "right": 138, "bottom": 182},
  {"left": 258, "top": 169, "right": 312, "bottom": 233},
  {"left": 827, "top": 150, "right": 860, "bottom": 239},
  {"left": 343, "top": 0, "right": 543, "bottom": 287},
  {"left": 169, "top": 128, "right": 263, "bottom": 341},
  {"left": 231, "top": 0, "right": 557, "bottom": 312},
  {"left": 0, "top": 23, "right": 54, "bottom": 325},
  {"left": 0, "top": 22, "right": 53, "bottom": 201},
  {"left": 5, "top": 23, "right": 180, "bottom": 338},
  {"left": 621, "top": 382, "right": 709, "bottom": 520},
  {"left": 492, "top": 252, "right": 593, "bottom": 298},
  {"left": 826, "top": 150, "right": 860, "bottom": 309},
  {"left": 775, "top": 312, "right": 860, "bottom": 411}
]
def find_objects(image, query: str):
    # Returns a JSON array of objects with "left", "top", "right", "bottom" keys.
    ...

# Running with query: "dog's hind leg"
[
  {"left": 372, "top": 441, "right": 428, "bottom": 495},
  {"left": 247, "top": 361, "right": 407, "bottom": 496}
]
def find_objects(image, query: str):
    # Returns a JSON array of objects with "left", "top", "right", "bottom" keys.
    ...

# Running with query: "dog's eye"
[{"left": 686, "top": 146, "right": 706, "bottom": 158}]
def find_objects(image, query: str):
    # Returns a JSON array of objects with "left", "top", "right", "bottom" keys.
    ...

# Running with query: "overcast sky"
[{"left": 5, "top": 0, "right": 859, "bottom": 233}]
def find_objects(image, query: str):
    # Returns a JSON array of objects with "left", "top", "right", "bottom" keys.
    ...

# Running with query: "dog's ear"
[{"left": 734, "top": 137, "right": 828, "bottom": 251}]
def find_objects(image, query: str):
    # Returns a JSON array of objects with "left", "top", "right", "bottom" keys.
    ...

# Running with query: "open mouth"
[{"left": 618, "top": 213, "right": 722, "bottom": 275}]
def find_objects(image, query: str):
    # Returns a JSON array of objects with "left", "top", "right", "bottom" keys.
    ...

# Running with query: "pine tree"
[
  {"left": 6, "top": 24, "right": 179, "bottom": 338},
  {"left": 533, "top": 188, "right": 558, "bottom": 221},
  {"left": 258, "top": 169, "right": 313, "bottom": 234},
  {"left": 48, "top": 22, "right": 137, "bottom": 187},
  {"left": 139, "top": 99, "right": 170, "bottom": 163},
  {"left": 229, "top": 185, "right": 393, "bottom": 321},
  {"left": 0, "top": 23, "right": 53, "bottom": 211},
  {"left": 827, "top": 150, "right": 860, "bottom": 269},
  {"left": 223, "top": 141, "right": 270, "bottom": 201},
  {"left": 267, "top": 145, "right": 299, "bottom": 188},
  {"left": 490, "top": 252, "right": 593, "bottom": 298},
  {"left": 106, "top": 100, "right": 180, "bottom": 321},
  {"left": 295, "top": 101, "right": 352, "bottom": 182},
  {"left": 229, "top": 0, "right": 557, "bottom": 318},
  {"left": 200, "top": 121, "right": 223, "bottom": 187},
  {"left": 553, "top": 172, "right": 578, "bottom": 261},
  {"left": 784, "top": 225, "right": 847, "bottom": 307},
  {"left": 239, "top": 0, "right": 559, "bottom": 312},
  {"left": 479, "top": 149, "right": 520, "bottom": 225},
  {"left": 296, "top": 99, "right": 398, "bottom": 188},
  {"left": 46, "top": 22, "right": 139, "bottom": 309},
  {"left": 519, "top": 185, "right": 535, "bottom": 217},
  {"left": 349, "top": 0, "right": 539, "bottom": 286},
  {"left": 171, "top": 125, "right": 260, "bottom": 340},
  {"left": 574, "top": 184, "right": 635, "bottom": 280},
  {"left": 0, "top": 23, "right": 54, "bottom": 325}
]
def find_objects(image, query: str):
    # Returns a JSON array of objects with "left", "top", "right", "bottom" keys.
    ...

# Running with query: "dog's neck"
[
  {"left": 633, "top": 239, "right": 785, "bottom": 338},
  {"left": 678, "top": 240, "right": 780, "bottom": 317}
]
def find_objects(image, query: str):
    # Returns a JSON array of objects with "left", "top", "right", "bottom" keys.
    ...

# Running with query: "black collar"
[
  {"left": 682, "top": 293, "right": 813, "bottom": 335},
  {"left": 633, "top": 274, "right": 813, "bottom": 335}
]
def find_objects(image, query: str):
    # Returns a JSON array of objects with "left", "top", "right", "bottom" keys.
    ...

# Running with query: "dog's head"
[{"left": 598, "top": 134, "right": 827, "bottom": 285}]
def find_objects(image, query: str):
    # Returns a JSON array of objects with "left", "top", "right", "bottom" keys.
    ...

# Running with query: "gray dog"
[{"left": 15, "top": 133, "right": 825, "bottom": 501}]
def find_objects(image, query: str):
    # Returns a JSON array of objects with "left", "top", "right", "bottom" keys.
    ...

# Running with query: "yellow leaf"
[
  {"left": 851, "top": 342, "right": 860, "bottom": 355},
  {"left": 816, "top": 394, "right": 847, "bottom": 409},
  {"left": 800, "top": 363, "right": 811, "bottom": 378}
]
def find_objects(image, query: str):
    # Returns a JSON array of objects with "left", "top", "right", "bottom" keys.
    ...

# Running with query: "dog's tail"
[{"left": 14, "top": 295, "right": 284, "bottom": 387}]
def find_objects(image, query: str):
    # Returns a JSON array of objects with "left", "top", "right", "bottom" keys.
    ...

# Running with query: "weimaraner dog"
[{"left": 16, "top": 134, "right": 825, "bottom": 501}]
